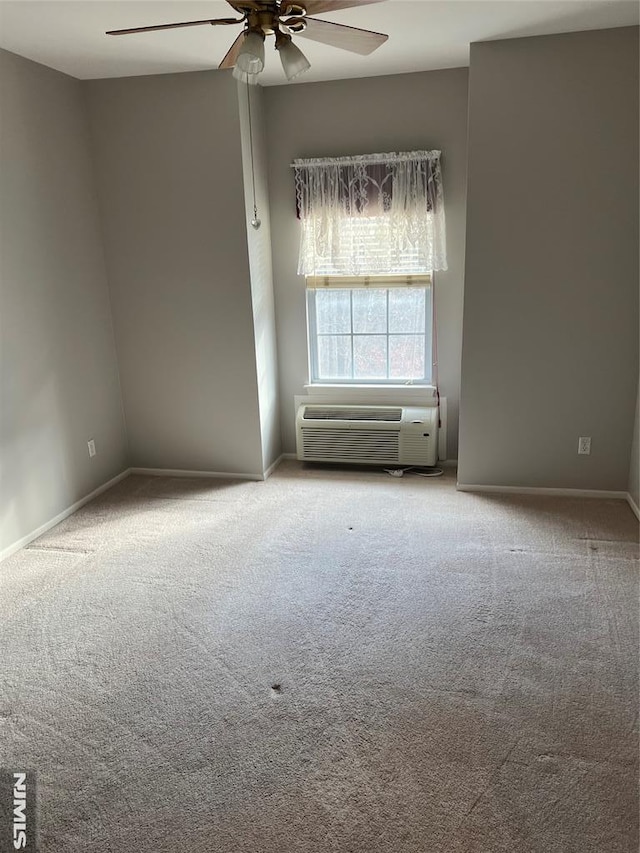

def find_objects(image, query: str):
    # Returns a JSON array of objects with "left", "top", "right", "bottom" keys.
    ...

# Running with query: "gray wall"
[
  {"left": 264, "top": 68, "right": 469, "bottom": 456},
  {"left": 629, "top": 386, "right": 639, "bottom": 508},
  {"left": 237, "top": 82, "right": 281, "bottom": 473},
  {"left": 459, "top": 27, "right": 639, "bottom": 490},
  {"left": 0, "top": 49, "right": 127, "bottom": 555},
  {"left": 84, "top": 70, "right": 264, "bottom": 477}
]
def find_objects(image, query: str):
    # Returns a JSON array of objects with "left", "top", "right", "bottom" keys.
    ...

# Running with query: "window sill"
[
  {"left": 303, "top": 383, "right": 438, "bottom": 404},
  {"left": 305, "top": 383, "right": 435, "bottom": 391}
]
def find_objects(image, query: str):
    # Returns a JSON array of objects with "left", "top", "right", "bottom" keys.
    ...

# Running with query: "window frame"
[{"left": 306, "top": 275, "right": 433, "bottom": 387}]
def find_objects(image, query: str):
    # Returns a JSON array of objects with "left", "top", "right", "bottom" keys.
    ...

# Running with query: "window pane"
[
  {"left": 389, "top": 335, "right": 425, "bottom": 379},
  {"left": 389, "top": 288, "right": 425, "bottom": 334},
  {"left": 317, "top": 335, "right": 352, "bottom": 379},
  {"left": 354, "top": 336, "right": 387, "bottom": 379},
  {"left": 315, "top": 290, "right": 351, "bottom": 334},
  {"left": 352, "top": 289, "right": 387, "bottom": 334}
]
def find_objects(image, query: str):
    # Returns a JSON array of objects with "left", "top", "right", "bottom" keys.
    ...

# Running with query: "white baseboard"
[
  {"left": 262, "top": 454, "right": 285, "bottom": 480},
  {"left": 129, "top": 467, "right": 264, "bottom": 482},
  {"left": 457, "top": 482, "right": 628, "bottom": 500},
  {"left": 626, "top": 492, "right": 640, "bottom": 521},
  {"left": 0, "top": 469, "right": 131, "bottom": 563}
]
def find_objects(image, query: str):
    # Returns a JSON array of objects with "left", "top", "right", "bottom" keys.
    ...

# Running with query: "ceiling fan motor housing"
[
  {"left": 248, "top": 10, "right": 276, "bottom": 36},
  {"left": 246, "top": 3, "right": 308, "bottom": 37},
  {"left": 281, "top": 3, "right": 307, "bottom": 16}
]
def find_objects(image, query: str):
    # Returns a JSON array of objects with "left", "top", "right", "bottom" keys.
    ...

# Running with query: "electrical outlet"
[
  {"left": 578, "top": 436, "right": 591, "bottom": 455},
  {"left": 87, "top": 439, "right": 96, "bottom": 458}
]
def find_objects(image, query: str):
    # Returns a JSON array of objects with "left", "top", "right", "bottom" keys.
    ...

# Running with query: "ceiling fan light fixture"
[
  {"left": 232, "top": 65, "right": 260, "bottom": 85},
  {"left": 275, "top": 33, "right": 311, "bottom": 82},
  {"left": 235, "top": 29, "right": 265, "bottom": 74}
]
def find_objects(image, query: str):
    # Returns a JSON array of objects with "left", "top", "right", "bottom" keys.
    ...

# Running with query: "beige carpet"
[{"left": 0, "top": 462, "right": 638, "bottom": 852}]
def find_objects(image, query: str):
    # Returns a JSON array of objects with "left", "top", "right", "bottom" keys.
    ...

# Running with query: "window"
[
  {"left": 295, "top": 153, "right": 445, "bottom": 388},
  {"left": 307, "top": 275, "right": 432, "bottom": 385}
]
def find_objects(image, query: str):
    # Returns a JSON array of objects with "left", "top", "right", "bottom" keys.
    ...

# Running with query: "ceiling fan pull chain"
[{"left": 247, "top": 83, "right": 261, "bottom": 229}]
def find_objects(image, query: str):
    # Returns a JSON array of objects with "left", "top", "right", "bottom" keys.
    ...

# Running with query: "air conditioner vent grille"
[
  {"left": 400, "top": 433, "right": 434, "bottom": 466},
  {"left": 303, "top": 406, "right": 402, "bottom": 422},
  {"left": 302, "top": 428, "right": 400, "bottom": 462}
]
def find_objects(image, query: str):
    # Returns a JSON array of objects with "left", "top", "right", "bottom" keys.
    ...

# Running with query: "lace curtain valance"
[{"left": 293, "top": 151, "right": 447, "bottom": 277}]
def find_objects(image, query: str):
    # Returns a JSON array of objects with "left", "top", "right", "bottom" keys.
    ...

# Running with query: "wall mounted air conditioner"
[{"left": 296, "top": 405, "right": 438, "bottom": 467}]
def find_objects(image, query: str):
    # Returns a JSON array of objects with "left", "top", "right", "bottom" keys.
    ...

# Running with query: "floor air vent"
[{"left": 296, "top": 404, "right": 438, "bottom": 466}]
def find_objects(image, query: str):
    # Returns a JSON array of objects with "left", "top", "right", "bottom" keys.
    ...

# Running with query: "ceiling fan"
[{"left": 106, "top": 0, "right": 388, "bottom": 83}]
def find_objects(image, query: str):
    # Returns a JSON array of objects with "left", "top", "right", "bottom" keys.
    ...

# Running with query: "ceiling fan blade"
[
  {"left": 291, "top": 17, "right": 387, "bottom": 55},
  {"left": 283, "top": 0, "right": 385, "bottom": 14},
  {"left": 106, "top": 18, "right": 241, "bottom": 36},
  {"left": 219, "top": 31, "right": 247, "bottom": 69}
]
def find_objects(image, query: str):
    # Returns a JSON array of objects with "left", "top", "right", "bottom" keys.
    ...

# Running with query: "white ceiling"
[{"left": 0, "top": 0, "right": 637, "bottom": 85}]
